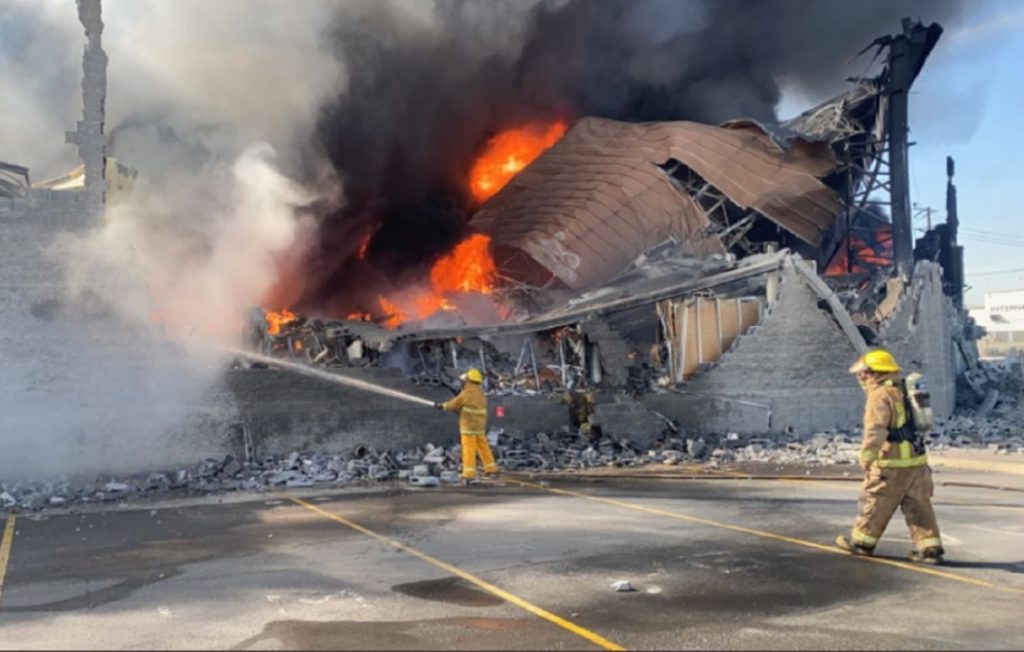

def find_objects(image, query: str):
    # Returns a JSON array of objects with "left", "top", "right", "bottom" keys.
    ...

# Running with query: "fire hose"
[{"left": 227, "top": 348, "right": 436, "bottom": 407}]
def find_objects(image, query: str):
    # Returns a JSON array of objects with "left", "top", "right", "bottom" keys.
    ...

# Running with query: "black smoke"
[{"left": 298, "top": 0, "right": 964, "bottom": 315}]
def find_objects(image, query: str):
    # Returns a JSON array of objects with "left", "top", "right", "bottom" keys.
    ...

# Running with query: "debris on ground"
[{"left": 2, "top": 418, "right": 1021, "bottom": 514}]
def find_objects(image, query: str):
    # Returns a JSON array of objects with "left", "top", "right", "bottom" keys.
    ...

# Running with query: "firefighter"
[
  {"left": 561, "top": 388, "right": 597, "bottom": 439},
  {"left": 435, "top": 368, "right": 498, "bottom": 484},
  {"left": 836, "top": 349, "right": 945, "bottom": 564}
]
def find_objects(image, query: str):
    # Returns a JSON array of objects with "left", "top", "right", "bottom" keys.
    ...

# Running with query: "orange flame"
[
  {"left": 430, "top": 233, "right": 496, "bottom": 295},
  {"left": 469, "top": 120, "right": 567, "bottom": 203},
  {"left": 824, "top": 230, "right": 894, "bottom": 276},
  {"left": 377, "top": 234, "right": 498, "bottom": 328},
  {"left": 346, "top": 312, "right": 372, "bottom": 322},
  {"left": 265, "top": 309, "right": 297, "bottom": 335},
  {"left": 378, "top": 295, "right": 407, "bottom": 330},
  {"left": 414, "top": 294, "right": 456, "bottom": 319}
]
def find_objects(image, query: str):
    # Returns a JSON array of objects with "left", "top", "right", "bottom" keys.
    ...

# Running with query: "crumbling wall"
[
  {"left": 877, "top": 261, "right": 957, "bottom": 417},
  {"left": 65, "top": 0, "right": 108, "bottom": 211},
  {"left": 649, "top": 265, "right": 864, "bottom": 435}
]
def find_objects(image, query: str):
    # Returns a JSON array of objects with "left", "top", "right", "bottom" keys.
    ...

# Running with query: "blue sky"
[
  {"left": 778, "top": 2, "right": 1024, "bottom": 306},
  {"left": 908, "top": 2, "right": 1024, "bottom": 306}
]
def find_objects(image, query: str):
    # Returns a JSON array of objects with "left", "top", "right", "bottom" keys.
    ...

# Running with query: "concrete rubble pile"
[
  {"left": 974, "top": 356, "right": 1024, "bottom": 418},
  {"left": 930, "top": 416, "right": 1024, "bottom": 453},
  {"left": 0, "top": 429, "right": 859, "bottom": 513},
  {"left": 934, "top": 354, "right": 1024, "bottom": 453},
  {"left": 4, "top": 415, "right": 1021, "bottom": 513}
]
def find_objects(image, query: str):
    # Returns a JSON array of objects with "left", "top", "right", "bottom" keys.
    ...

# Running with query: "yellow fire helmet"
[
  {"left": 849, "top": 348, "right": 901, "bottom": 374},
  {"left": 460, "top": 368, "right": 484, "bottom": 384}
]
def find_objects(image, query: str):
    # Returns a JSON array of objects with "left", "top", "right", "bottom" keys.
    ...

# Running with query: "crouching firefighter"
[
  {"left": 836, "top": 349, "right": 945, "bottom": 564},
  {"left": 435, "top": 368, "right": 499, "bottom": 485}
]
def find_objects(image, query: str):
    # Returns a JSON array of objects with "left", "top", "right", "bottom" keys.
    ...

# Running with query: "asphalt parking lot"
[{"left": 1, "top": 469, "right": 1022, "bottom": 650}]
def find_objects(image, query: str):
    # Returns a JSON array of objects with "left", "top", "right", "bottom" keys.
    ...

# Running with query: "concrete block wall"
[
  {"left": 656, "top": 265, "right": 864, "bottom": 435},
  {"left": 877, "top": 261, "right": 957, "bottom": 417},
  {"left": 0, "top": 191, "right": 100, "bottom": 399},
  {"left": 641, "top": 392, "right": 772, "bottom": 436},
  {"left": 224, "top": 367, "right": 452, "bottom": 457},
  {"left": 490, "top": 394, "right": 572, "bottom": 438},
  {"left": 0, "top": 191, "right": 244, "bottom": 480},
  {"left": 224, "top": 367, "right": 572, "bottom": 458},
  {"left": 594, "top": 396, "right": 669, "bottom": 446}
]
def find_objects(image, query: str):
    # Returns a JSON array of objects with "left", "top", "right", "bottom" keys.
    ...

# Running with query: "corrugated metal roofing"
[
  {"left": 471, "top": 117, "right": 841, "bottom": 291},
  {"left": 394, "top": 250, "right": 790, "bottom": 342}
]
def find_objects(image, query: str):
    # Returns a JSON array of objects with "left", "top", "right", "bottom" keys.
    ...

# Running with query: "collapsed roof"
[
  {"left": 397, "top": 248, "right": 789, "bottom": 343},
  {"left": 468, "top": 40, "right": 917, "bottom": 300},
  {"left": 471, "top": 115, "right": 849, "bottom": 294}
]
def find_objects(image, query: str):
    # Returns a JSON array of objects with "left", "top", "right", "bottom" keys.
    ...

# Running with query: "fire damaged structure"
[
  {"left": 0, "top": 7, "right": 984, "bottom": 472},
  {"left": 237, "top": 19, "right": 980, "bottom": 455}
]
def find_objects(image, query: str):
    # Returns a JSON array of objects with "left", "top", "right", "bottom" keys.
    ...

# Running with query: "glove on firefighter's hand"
[{"left": 434, "top": 402, "right": 444, "bottom": 410}]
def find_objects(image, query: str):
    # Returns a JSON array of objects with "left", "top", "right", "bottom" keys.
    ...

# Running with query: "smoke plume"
[
  {"left": 61, "top": 145, "right": 313, "bottom": 342},
  {"left": 1, "top": 0, "right": 971, "bottom": 318},
  {"left": 0, "top": 1, "right": 335, "bottom": 479},
  {"left": 1, "top": 0, "right": 345, "bottom": 180},
  {"left": 0, "top": 144, "right": 312, "bottom": 481},
  {"left": 302, "top": 0, "right": 966, "bottom": 313}
]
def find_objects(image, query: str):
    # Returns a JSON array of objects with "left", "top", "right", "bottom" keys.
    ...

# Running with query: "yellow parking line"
[
  {"left": 506, "top": 478, "right": 1024, "bottom": 596},
  {"left": 283, "top": 495, "right": 624, "bottom": 651},
  {"left": 0, "top": 515, "right": 16, "bottom": 607}
]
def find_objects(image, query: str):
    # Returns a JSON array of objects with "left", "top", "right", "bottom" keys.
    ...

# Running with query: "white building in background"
[{"left": 969, "top": 289, "right": 1024, "bottom": 358}]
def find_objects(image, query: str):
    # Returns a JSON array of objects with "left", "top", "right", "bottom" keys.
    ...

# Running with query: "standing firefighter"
[
  {"left": 435, "top": 368, "right": 499, "bottom": 484},
  {"left": 836, "top": 349, "right": 945, "bottom": 564}
]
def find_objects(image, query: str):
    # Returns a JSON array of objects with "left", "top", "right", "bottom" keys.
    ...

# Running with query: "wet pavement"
[{"left": 0, "top": 471, "right": 1022, "bottom": 650}]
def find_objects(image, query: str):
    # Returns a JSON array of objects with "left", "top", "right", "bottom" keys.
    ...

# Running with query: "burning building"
[
  {"left": 237, "top": 18, "right": 981, "bottom": 456},
  {"left": 0, "top": 2, "right": 986, "bottom": 474}
]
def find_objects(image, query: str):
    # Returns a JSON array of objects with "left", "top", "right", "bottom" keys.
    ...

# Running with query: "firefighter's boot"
[
  {"left": 835, "top": 535, "right": 875, "bottom": 557},
  {"left": 908, "top": 546, "right": 945, "bottom": 565}
]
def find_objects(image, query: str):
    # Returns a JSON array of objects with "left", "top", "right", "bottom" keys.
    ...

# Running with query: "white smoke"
[
  {"left": 0, "top": 0, "right": 82, "bottom": 179},
  {"left": 0, "top": 1, "right": 336, "bottom": 480},
  {"left": 0, "top": 0, "right": 346, "bottom": 179},
  {"left": 0, "top": 145, "right": 314, "bottom": 481},
  {"left": 60, "top": 144, "right": 313, "bottom": 345}
]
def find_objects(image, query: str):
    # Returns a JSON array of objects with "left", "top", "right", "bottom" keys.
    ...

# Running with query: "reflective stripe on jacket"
[
  {"left": 442, "top": 383, "right": 488, "bottom": 436},
  {"left": 860, "top": 373, "right": 928, "bottom": 468}
]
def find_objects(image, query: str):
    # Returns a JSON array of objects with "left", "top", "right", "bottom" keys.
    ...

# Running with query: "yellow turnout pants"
[{"left": 461, "top": 434, "right": 498, "bottom": 479}]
